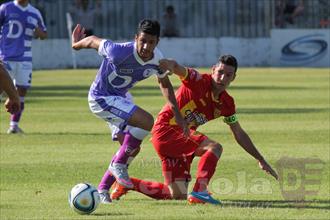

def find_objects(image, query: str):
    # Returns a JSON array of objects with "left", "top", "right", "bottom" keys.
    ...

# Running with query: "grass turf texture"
[{"left": 0, "top": 68, "right": 329, "bottom": 220}]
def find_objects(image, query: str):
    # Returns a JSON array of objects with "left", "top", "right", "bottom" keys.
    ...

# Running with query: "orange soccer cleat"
[{"left": 110, "top": 181, "right": 130, "bottom": 200}]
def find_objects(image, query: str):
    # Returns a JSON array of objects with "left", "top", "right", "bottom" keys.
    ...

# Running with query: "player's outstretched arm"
[
  {"left": 71, "top": 24, "right": 102, "bottom": 50},
  {"left": 159, "top": 59, "right": 186, "bottom": 78},
  {"left": 158, "top": 76, "right": 189, "bottom": 136},
  {"left": 229, "top": 121, "right": 278, "bottom": 180}
]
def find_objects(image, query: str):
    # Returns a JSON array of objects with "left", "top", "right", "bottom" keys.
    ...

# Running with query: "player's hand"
[
  {"left": 4, "top": 97, "right": 20, "bottom": 114},
  {"left": 159, "top": 59, "right": 175, "bottom": 74},
  {"left": 174, "top": 113, "right": 189, "bottom": 137},
  {"left": 34, "top": 27, "right": 43, "bottom": 38},
  {"left": 72, "top": 24, "right": 86, "bottom": 44},
  {"left": 258, "top": 159, "right": 278, "bottom": 180}
]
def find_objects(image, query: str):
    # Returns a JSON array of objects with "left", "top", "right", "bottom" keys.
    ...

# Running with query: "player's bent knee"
[
  {"left": 129, "top": 127, "right": 150, "bottom": 140},
  {"left": 144, "top": 113, "right": 154, "bottom": 130},
  {"left": 209, "top": 142, "right": 222, "bottom": 157}
]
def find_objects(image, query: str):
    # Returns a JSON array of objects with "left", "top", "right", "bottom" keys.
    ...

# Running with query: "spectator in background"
[
  {"left": 161, "top": 5, "right": 179, "bottom": 37},
  {"left": 70, "top": 0, "right": 101, "bottom": 36},
  {"left": 0, "top": 0, "right": 47, "bottom": 134},
  {"left": 275, "top": 0, "right": 305, "bottom": 28}
]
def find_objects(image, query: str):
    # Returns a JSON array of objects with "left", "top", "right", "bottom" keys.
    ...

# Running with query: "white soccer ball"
[{"left": 68, "top": 183, "right": 100, "bottom": 215}]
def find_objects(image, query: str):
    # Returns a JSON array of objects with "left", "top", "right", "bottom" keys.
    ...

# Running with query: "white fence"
[
  {"left": 28, "top": 0, "right": 329, "bottom": 39},
  {"left": 31, "top": 29, "right": 329, "bottom": 69}
]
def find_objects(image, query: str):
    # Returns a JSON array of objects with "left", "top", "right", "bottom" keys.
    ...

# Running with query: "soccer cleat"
[
  {"left": 188, "top": 195, "right": 205, "bottom": 204},
  {"left": 7, "top": 126, "right": 24, "bottom": 134},
  {"left": 110, "top": 182, "right": 130, "bottom": 200},
  {"left": 108, "top": 162, "right": 134, "bottom": 188},
  {"left": 98, "top": 190, "right": 112, "bottom": 204},
  {"left": 188, "top": 191, "right": 221, "bottom": 205}
]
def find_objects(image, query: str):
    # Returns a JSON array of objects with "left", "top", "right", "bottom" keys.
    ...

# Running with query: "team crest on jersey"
[
  {"left": 27, "top": 16, "right": 38, "bottom": 26},
  {"left": 143, "top": 69, "right": 157, "bottom": 77}
]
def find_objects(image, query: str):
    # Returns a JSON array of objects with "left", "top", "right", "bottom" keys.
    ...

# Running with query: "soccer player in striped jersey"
[
  {"left": 111, "top": 55, "right": 278, "bottom": 205},
  {"left": 0, "top": 0, "right": 47, "bottom": 134},
  {"left": 71, "top": 19, "right": 188, "bottom": 204}
]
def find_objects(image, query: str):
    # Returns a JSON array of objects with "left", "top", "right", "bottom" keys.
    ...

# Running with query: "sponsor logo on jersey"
[{"left": 119, "top": 69, "right": 133, "bottom": 74}]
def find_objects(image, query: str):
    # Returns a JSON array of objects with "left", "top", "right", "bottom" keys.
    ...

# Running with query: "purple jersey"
[
  {"left": 0, "top": 1, "right": 46, "bottom": 62},
  {"left": 89, "top": 40, "right": 166, "bottom": 98}
]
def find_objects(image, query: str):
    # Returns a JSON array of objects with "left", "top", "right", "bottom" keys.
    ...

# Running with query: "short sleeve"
[
  {"left": 0, "top": 4, "right": 5, "bottom": 26},
  {"left": 36, "top": 9, "right": 46, "bottom": 31},
  {"left": 180, "top": 68, "right": 205, "bottom": 90},
  {"left": 152, "top": 48, "right": 167, "bottom": 78},
  {"left": 220, "top": 93, "right": 237, "bottom": 124},
  {"left": 98, "top": 39, "right": 107, "bottom": 57}
]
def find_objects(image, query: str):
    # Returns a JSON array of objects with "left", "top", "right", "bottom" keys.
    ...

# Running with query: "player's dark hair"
[
  {"left": 218, "top": 55, "right": 238, "bottom": 73},
  {"left": 137, "top": 19, "right": 160, "bottom": 38}
]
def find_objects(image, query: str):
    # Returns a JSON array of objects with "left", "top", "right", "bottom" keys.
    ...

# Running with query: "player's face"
[
  {"left": 135, "top": 32, "right": 159, "bottom": 62},
  {"left": 211, "top": 62, "right": 236, "bottom": 91}
]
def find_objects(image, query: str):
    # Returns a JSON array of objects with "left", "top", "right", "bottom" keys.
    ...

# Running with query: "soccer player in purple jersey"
[
  {"left": 71, "top": 19, "right": 188, "bottom": 204},
  {"left": 0, "top": 0, "right": 47, "bottom": 134}
]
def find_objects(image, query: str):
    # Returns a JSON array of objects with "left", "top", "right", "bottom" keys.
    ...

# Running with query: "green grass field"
[{"left": 0, "top": 68, "right": 329, "bottom": 220}]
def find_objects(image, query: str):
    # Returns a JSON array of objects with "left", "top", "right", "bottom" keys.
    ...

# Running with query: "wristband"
[{"left": 223, "top": 114, "right": 238, "bottom": 124}]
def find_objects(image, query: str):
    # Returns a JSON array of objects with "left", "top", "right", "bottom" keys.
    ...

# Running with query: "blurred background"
[
  {"left": 9, "top": 0, "right": 330, "bottom": 39},
  {"left": 1, "top": 0, "right": 329, "bottom": 68}
]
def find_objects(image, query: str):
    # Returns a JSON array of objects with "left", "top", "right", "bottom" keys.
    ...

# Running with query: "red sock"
[
  {"left": 130, "top": 177, "right": 172, "bottom": 200},
  {"left": 193, "top": 151, "right": 219, "bottom": 192}
]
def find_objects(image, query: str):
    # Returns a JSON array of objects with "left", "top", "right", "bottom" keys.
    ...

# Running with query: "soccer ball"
[{"left": 68, "top": 183, "right": 100, "bottom": 215}]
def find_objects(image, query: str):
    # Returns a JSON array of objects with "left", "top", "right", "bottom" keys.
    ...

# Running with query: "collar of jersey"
[{"left": 133, "top": 42, "right": 162, "bottom": 66}]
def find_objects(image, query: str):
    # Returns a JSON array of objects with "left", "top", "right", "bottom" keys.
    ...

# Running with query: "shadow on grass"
[
  {"left": 222, "top": 199, "right": 330, "bottom": 210},
  {"left": 230, "top": 85, "right": 309, "bottom": 90},
  {"left": 28, "top": 84, "right": 310, "bottom": 98},
  {"left": 0, "top": 132, "right": 110, "bottom": 136},
  {"left": 237, "top": 107, "right": 329, "bottom": 114},
  {"left": 93, "top": 212, "right": 135, "bottom": 217}
]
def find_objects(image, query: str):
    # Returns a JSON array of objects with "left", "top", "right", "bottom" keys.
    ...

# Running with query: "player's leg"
[
  {"left": 110, "top": 157, "right": 191, "bottom": 201},
  {"left": 98, "top": 124, "right": 142, "bottom": 203},
  {"left": 89, "top": 96, "right": 151, "bottom": 188},
  {"left": 130, "top": 124, "right": 197, "bottom": 200},
  {"left": 188, "top": 138, "right": 222, "bottom": 205},
  {"left": 96, "top": 96, "right": 143, "bottom": 202},
  {"left": 110, "top": 124, "right": 196, "bottom": 201},
  {"left": 109, "top": 109, "right": 152, "bottom": 188},
  {"left": 164, "top": 159, "right": 192, "bottom": 200},
  {"left": 111, "top": 177, "right": 172, "bottom": 200},
  {"left": 98, "top": 126, "right": 125, "bottom": 204},
  {"left": 7, "top": 61, "right": 31, "bottom": 134}
]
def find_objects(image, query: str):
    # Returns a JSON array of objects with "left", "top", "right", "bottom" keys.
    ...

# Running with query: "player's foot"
[
  {"left": 188, "top": 191, "right": 221, "bottom": 205},
  {"left": 98, "top": 190, "right": 112, "bottom": 204},
  {"left": 7, "top": 126, "right": 24, "bottom": 134},
  {"left": 108, "top": 162, "right": 133, "bottom": 188},
  {"left": 110, "top": 181, "right": 130, "bottom": 200}
]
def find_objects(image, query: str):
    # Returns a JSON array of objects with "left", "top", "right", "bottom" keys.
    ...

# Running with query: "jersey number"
[{"left": 107, "top": 71, "right": 133, "bottom": 88}]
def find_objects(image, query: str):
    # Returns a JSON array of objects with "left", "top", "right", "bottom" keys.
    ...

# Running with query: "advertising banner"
[{"left": 271, "top": 29, "right": 329, "bottom": 67}]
